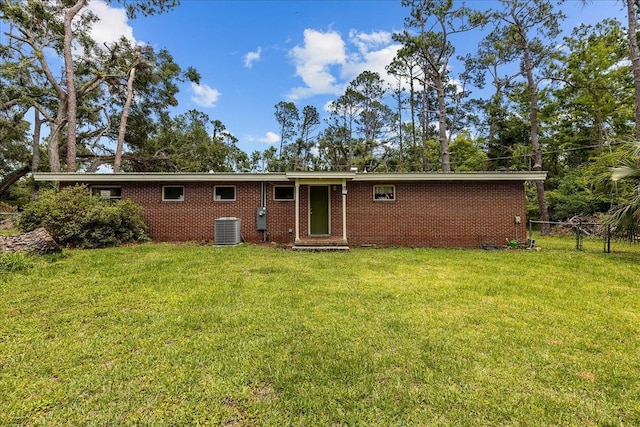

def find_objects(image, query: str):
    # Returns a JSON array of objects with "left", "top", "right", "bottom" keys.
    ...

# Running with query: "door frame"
[{"left": 308, "top": 185, "right": 330, "bottom": 236}]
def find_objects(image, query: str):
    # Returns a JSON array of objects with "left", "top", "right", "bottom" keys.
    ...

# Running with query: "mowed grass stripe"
[{"left": 1, "top": 238, "right": 639, "bottom": 425}]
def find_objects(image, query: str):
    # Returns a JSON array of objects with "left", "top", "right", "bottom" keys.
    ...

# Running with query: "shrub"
[{"left": 19, "top": 185, "right": 147, "bottom": 248}]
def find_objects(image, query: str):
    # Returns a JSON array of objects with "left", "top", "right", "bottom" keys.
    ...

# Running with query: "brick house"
[{"left": 34, "top": 172, "right": 546, "bottom": 249}]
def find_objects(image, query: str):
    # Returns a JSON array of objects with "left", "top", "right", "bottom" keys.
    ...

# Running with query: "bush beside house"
[{"left": 19, "top": 185, "right": 148, "bottom": 248}]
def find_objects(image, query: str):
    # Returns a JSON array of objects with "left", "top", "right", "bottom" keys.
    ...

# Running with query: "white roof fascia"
[
  {"left": 352, "top": 172, "right": 547, "bottom": 182},
  {"left": 285, "top": 172, "right": 357, "bottom": 180},
  {"left": 33, "top": 171, "right": 547, "bottom": 183},
  {"left": 33, "top": 173, "right": 290, "bottom": 182}
]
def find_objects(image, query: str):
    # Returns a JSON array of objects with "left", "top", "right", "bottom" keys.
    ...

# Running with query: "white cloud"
[
  {"left": 341, "top": 43, "right": 401, "bottom": 84},
  {"left": 86, "top": 0, "right": 135, "bottom": 46},
  {"left": 244, "top": 47, "right": 262, "bottom": 68},
  {"left": 259, "top": 132, "right": 280, "bottom": 144},
  {"left": 288, "top": 29, "right": 347, "bottom": 100},
  {"left": 244, "top": 131, "right": 280, "bottom": 145},
  {"left": 349, "top": 30, "right": 393, "bottom": 55},
  {"left": 191, "top": 83, "right": 221, "bottom": 108},
  {"left": 287, "top": 29, "right": 401, "bottom": 100}
]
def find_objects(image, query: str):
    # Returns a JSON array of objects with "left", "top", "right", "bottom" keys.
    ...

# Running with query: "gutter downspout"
[
  {"left": 294, "top": 179, "right": 300, "bottom": 242},
  {"left": 342, "top": 179, "right": 347, "bottom": 243}
]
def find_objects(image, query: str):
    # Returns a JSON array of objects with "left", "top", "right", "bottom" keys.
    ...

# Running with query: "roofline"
[
  {"left": 33, "top": 171, "right": 547, "bottom": 183},
  {"left": 286, "top": 172, "right": 356, "bottom": 180},
  {"left": 33, "top": 172, "right": 290, "bottom": 182},
  {"left": 351, "top": 172, "right": 547, "bottom": 181}
]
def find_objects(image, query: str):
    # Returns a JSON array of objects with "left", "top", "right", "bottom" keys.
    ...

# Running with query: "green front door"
[{"left": 309, "top": 186, "right": 329, "bottom": 235}]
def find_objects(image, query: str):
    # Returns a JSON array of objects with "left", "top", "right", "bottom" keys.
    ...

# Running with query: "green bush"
[{"left": 19, "top": 185, "right": 147, "bottom": 248}]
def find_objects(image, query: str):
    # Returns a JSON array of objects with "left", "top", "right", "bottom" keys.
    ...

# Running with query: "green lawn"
[{"left": 1, "top": 238, "right": 639, "bottom": 426}]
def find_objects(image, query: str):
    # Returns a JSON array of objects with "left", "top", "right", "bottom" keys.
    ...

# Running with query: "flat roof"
[
  {"left": 33, "top": 172, "right": 291, "bottom": 182},
  {"left": 34, "top": 171, "right": 547, "bottom": 183}
]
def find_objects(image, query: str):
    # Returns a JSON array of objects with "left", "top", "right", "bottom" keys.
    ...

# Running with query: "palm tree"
[{"left": 608, "top": 141, "right": 640, "bottom": 239}]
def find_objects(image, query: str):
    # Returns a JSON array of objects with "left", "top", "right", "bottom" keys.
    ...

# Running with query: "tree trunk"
[
  {"left": 114, "top": 47, "right": 140, "bottom": 173},
  {"left": 0, "top": 227, "right": 61, "bottom": 255},
  {"left": 47, "top": 102, "right": 68, "bottom": 173},
  {"left": 409, "top": 69, "right": 417, "bottom": 170},
  {"left": 63, "top": 0, "right": 87, "bottom": 173},
  {"left": 627, "top": 0, "right": 640, "bottom": 140},
  {"left": 395, "top": 80, "right": 404, "bottom": 171},
  {"left": 435, "top": 74, "right": 451, "bottom": 172},
  {"left": 0, "top": 166, "right": 30, "bottom": 198},
  {"left": 421, "top": 82, "right": 429, "bottom": 172},
  {"left": 520, "top": 25, "right": 551, "bottom": 234},
  {"left": 31, "top": 110, "right": 41, "bottom": 173}
]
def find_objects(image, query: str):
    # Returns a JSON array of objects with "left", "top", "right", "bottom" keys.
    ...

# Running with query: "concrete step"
[{"left": 292, "top": 245, "right": 350, "bottom": 252}]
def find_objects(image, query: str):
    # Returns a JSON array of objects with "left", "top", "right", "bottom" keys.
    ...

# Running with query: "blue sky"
[{"left": 86, "top": 0, "right": 628, "bottom": 155}]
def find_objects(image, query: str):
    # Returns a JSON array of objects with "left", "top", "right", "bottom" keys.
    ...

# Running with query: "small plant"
[
  {"left": 19, "top": 185, "right": 148, "bottom": 248},
  {"left": 0, "top": 201, "right": 16, "bottom": 213},
  {"left": 0, "top": 252, "right": 33, "bottom": 273}
]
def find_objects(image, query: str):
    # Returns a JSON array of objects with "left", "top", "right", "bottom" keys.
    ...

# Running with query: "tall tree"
[
  {"left": 487, "top": 0, "right": 565, "bottom": 232},
  {"left": 273, "top": 101, "right": 299, "bottom": 171},
  {"left": 347, "top": 71, "right": 395, "bottom": 171},
  {"left": 394, "top": 0, "right": 486, "bottom": 172},
  {"left": 1, "top": 0, "right": 181, "bottom": 173},
  {"left": 292, "top": 105, "right": 320, "bottom": 171},
  {"left": 113, "top": 45, "right": 142, "bottom": 173},
  {"left": 62, "top": 0, "right": 180, "bottom": 171},
  {"left": 626, "top": 0, "right": 640, "bottom": 139},
  {"left": 467, "top": 31, "right": 520, "bottom": 170},
  {"left": 62, "top": 0, "right": 86, "bottom": 172},
  {"left": 547, "top": 19, "right": 633, "bottom": 160},
  {"left": 388, "top": 50, "right": 423, "bottom": 169}
]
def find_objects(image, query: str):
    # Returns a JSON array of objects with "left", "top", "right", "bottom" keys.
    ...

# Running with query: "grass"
[{"left": 1, "top": 237, "right": 639, "bottom": 426}]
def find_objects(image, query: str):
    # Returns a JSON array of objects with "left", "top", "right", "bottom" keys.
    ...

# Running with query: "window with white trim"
[
  {"left": 162, "top": 185, "right": 184, "bottom": 201},
  {"left": 91, "top": 186, "right": 122, "bottom": 200},
  {"left": 214, "top": 185, "right": 236, "bottom": 201},
  {"left": 373, "top": 185, "right": 396, "bottom": 201},
  {"left": 274, "top": 185, "right": 295, "bottom": 200}
]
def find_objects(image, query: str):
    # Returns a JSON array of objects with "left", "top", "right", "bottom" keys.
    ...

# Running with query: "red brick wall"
[
  {"left": 122, "top": 182, "right": 263, "bottom": 242},
  {"left": 119, "top": 181, "right": 299, "bottom": 244},
  {"left": 263, "top": 183, "right": 296, "bottom": 244},
  {"left": 346, "top": 181, "right": 527, "bottom": 248},
  {"left": 79, "top": 179, "right": 528, "bottom": 248}
]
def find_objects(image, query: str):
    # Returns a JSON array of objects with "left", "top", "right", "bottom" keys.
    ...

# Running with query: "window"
[
  {"left": 163, "top": 185, "right": 184, "bottom": 201},
  {"left": 214, "top": 185, "right": 236, "bottom": 201},
  {"left": 274, "top": 185, "right": 294, "bottom": 201},
  {"left": 91, "top": 186, "right": 122, "bottom": 200},
  {"left": 373, "top": 185, "right": 395, "bottom": 201}
]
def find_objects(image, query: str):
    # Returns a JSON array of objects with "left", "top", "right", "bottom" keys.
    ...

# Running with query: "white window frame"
[
  {"left": 162, "top": 185, "right": 185, "bottom": 201},
  {"left": 91, "top": 186, "right": 122, "bottom": 200},
  {"left": 214, "top": 185, "right": 236, "bottom": 201},
  {"left": 273, "top": 185, "right": 295, "bottom": 201},
  {"left": 373, "top": 184, "right": 396, "bottom": 201}
]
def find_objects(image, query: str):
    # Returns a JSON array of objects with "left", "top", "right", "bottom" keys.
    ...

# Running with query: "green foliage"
[
  {"left": 546, "top": 166, "right": 615, "bottom": 220},
  {"left": 0, "top": 251, "right": 33, "bottom": 274},
  {"left": 606, "top": 141, "right": 640, "bottom": 239},
  {"left": 450, "top": 132, "right": 489, "bottom": 171},
  {"left": 127, "top": 110, "right": 246, "bottom": 172},
  {"left": 19, "top": 185, "right": 147, "bottom": 248}
]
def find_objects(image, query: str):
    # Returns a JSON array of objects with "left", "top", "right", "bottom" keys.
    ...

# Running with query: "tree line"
[{"left": 2, "top": 0, "right": 640, "bottom": 229}]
